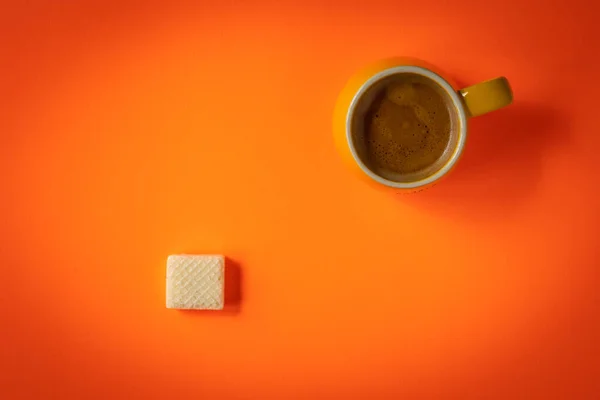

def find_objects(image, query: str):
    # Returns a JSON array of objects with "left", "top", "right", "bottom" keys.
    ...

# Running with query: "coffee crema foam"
[{"left": 364, "top": 74, "right": 452, "bottom": 175}]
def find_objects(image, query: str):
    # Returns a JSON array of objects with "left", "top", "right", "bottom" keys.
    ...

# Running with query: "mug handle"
[{"left": 458, "top": 77, "right": 513, "bottom": 117}]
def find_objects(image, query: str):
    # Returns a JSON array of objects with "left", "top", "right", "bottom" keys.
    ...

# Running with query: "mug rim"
[{"left": 345, "top": 65, "right": 468, "bottom": 189}]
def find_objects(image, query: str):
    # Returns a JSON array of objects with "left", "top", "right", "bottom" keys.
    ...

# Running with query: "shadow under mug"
[{"left": 333, "top": 58, "right": 513, "bottom": 192}]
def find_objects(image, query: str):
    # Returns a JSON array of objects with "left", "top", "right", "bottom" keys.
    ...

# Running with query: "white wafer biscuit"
[{"left": 166, "top": 255, "right": 224, "bottom": 310}]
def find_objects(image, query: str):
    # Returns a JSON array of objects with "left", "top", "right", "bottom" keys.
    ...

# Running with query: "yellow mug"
[{"left": 333, "top": 58, "right": 513, "bottom": 192}]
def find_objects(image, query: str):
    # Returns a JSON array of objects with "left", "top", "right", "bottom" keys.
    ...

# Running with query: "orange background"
[{"left": 1, "top": 1, "right": 599, "bottom": 399}]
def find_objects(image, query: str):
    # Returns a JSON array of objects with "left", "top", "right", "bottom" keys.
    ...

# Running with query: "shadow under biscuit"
[{"left": 223, "top": 257, "right": 242, "bottom": 314}]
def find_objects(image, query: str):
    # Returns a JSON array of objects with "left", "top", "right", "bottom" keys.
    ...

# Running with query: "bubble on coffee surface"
[{"left": 364, "top": 75, "right": 451, "bottom": 175}]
